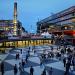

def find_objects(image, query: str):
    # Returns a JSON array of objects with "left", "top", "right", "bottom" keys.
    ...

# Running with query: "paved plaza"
[{"left": 0, "top": 45, "right": 75, "bottom": 75}]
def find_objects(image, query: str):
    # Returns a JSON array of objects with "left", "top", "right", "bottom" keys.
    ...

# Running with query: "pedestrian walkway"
[
  {"left": 0, "top": 48, "right": 12, "bottom": 63},
  {"left": 0, "top": 45, "right": 75, "bottom": 75}
]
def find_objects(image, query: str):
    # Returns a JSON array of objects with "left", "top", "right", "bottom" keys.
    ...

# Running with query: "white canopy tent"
[{"left": 41, "top": 32, "right": 52, "bottom": 38}]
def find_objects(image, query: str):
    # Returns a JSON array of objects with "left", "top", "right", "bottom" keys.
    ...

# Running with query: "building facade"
[
  {"left": 37, "top": 6, "right": 75, "bottom": 36},
  {"left": 0, "top": 1, "right": 26, "bottom": 37},
  {"left": 0, "top": 20, "right": 23, "bottom": 37}
]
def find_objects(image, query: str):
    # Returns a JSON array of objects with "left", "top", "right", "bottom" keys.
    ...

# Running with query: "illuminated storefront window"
[
  {"left": 35, "top": 40, "right": 39, "bottom": 46},
  {"left": 0, "top": 39, "right": 52, "bottom": 48},
  {"left": 18, "top": 41, "right": 22, "bottom": 47},
  {"left": 25, "top": 41, "right": 29, "bottom": 46},
  {"left": 0, "top": 43, "right": 3, "bottom": 46},
  {"left": 30, "top": 40, "right": 34, "bottom": 46},
  {"left": 6, "top": 42, "right": 10, "bottom": 47},
  {"left": 34, "top": 40, "right": 36, "bottom": 45},
  {"left": 9, "top": 42, "right": 13, "bottom": 46},
  {"left": 49, "top": 40, "right": 51, "bottom": 44}
]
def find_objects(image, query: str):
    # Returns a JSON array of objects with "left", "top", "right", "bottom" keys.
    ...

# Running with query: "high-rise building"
[
  {"left": 13, "top": 2, "right": 18, "bottom": 36},
  {"left": 0, "top": 1, "right": 25, "bottom": 37}
]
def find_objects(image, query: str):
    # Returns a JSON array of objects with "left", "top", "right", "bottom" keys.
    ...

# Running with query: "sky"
[{"left": 0, "top": 0, "right": 75, "bottom": 33}]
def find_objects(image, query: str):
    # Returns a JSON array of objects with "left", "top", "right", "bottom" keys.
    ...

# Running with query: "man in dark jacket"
[
  {"left": 1, "top": 62, "right": 4, "bottom": 75},
  {"left": 14, "top": 64, "right": 18, "bottom": 75},
  {"left": 63, "top": 58, "right": 66, "bottom": 67},
  {"left": 30, "top": 66, "right": 34, "bottom": 75}
]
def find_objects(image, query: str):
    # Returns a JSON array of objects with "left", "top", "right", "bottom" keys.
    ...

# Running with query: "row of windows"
[
  {"left": 48, "top": 13, "right": 75, "bottom": 24},
  {"left": 0, "top": 23, "right": 13, "bottom": 26},
  {"left": 39, "top": 12, "right": 75, "bottom": 26},
  {"left": 0, "top": 40, "right": 52, "bottom": 47}
]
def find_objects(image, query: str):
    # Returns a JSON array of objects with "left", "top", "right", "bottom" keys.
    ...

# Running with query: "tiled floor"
[{"left": 0, "top": 45, "right": 75, "bottom": 75}]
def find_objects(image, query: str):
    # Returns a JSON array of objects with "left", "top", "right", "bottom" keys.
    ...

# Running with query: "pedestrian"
[
  {"left": 17, "top": 53, "right": 20, "bottom": 59},
  {"left": 22, "top": 59, "right": 25, "bottom": 71},
  {"left": 29, "top": 47, "right": 30, "bottom": 50},
  {"left": 26, "top": 54, "right": 28, "bottom": 63},
  {"left": 19, "top": 62, "right": 23, "bottom": 74},
  {"left": 42, "top": 68, "right": 46, "bottom": 75},
  {"left": 1, "top": 61, "right": 4, "bottom": 75},
  {"left": 48, "top": 67, "right": 53, "bottom": 75},
  {"left": 34, "top": 50, "right": 36, "bottom": 54},
  {"left": 51, "top": 46, "right": 53, "bottom": 51},
  {"left": 14, "top": 64, "right": 18, "bottom": 75},
  {"left": 63, "top": 57, "right": 66, "bottom": 67},
  {"left": 40, "top": 60, "right": 43, "bottom": 68},
  {"left": 21, "top": 49, "right": 22, "bottom": 54},
  {"left": 28, "top": 50, "right": 30, "bottom": 56},
  {"left": 65, "top": 62, "right": 70, "bottom": 75},
  {"left": 30, "top": 66, "right": 34, "bottom": 75},
  {"left": 16, "top": 53, "right": 17, "bottom": 60}
]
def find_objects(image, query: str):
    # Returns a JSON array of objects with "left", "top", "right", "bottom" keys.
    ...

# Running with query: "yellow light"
[
  {"left": 0, "top": 43, "right": 3, "bottom": 46},
  {"left": 65, "top": 26, "right": 67, "bottom": 29},
  {"left": 13, "top": 20, "right": 17, "bottom": 23},
  {"left": 72, "top": 19, "right": 75, "bottom": 22}
]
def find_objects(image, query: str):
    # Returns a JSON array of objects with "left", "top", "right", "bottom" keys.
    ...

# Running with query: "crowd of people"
[
  {"left": 0, "top": 47, "right": 31, "bottom": 75},
  {"left": 39, "top": 45, "right": 75, "bottom": 75},
  {"left": 0, "top": 45, "right": 75, "bottom": 75}
]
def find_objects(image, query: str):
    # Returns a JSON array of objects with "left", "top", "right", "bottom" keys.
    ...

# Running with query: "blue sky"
[{"left": 0, "top": 0, "right": 75, "bottom": 33}]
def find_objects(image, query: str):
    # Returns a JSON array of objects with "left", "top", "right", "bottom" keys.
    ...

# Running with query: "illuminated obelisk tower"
[{"left": 13, "top": 1, "right": 17, "bottom": 36}]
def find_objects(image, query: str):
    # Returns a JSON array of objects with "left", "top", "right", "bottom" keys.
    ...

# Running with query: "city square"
[
  {"left": 0, "top": 0, "right": 75, "bottom": 75},
  {"left": 0, "top": 45, "right": 75, "bottom": 75}
]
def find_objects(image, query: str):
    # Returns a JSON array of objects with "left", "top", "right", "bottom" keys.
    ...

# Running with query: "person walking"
[
  {"left": 65, "top": 61, "right": 70, "bottom": 75},
  {"left": 48, "top": 67, "right": 53, "bottom": 75},
  {"left": 26, "top": 54, "right": 28, "bottom": 63},
  {"left": 42, "top": 69, "right": 46, "bottom": 75},
  {"left": 21, "top": 49, "right": 22, "bottom": 54},
  {"left": 16, "top": 53, "right": 17, "bottom": 60},
  {"left": 30, "top": 66, "right": 34, "bottom": 75},
  {"left": 40, "top": 60, "right": 43, "bottom": 68},
  {"left": 17, "top": 53, "right": 20, "bottom": 59},
  {"left": 1, "top": 62, "right": 4, "bottom": 75},
  {"left": 63, "top": 57, "right": 66, "bottom": 67},
  {"left": 22, "top": 59, "right": 25, "bottom": 71},
  {"left": 19, "top": 62, "right": 23, "bottom": 74},
  {"left": 14, "top": 64, "right": 18, "bottom": 75}
]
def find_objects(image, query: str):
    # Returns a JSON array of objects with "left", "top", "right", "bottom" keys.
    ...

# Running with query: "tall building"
[
  {"left": 37, "top": 6, "right": 75, "bottom": 36},
  {"left": 0, "top": 1, "right": 25, "bottom": 37},
  {"left": 13, "top": 2, "right": 18, "bottom": 36}
]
